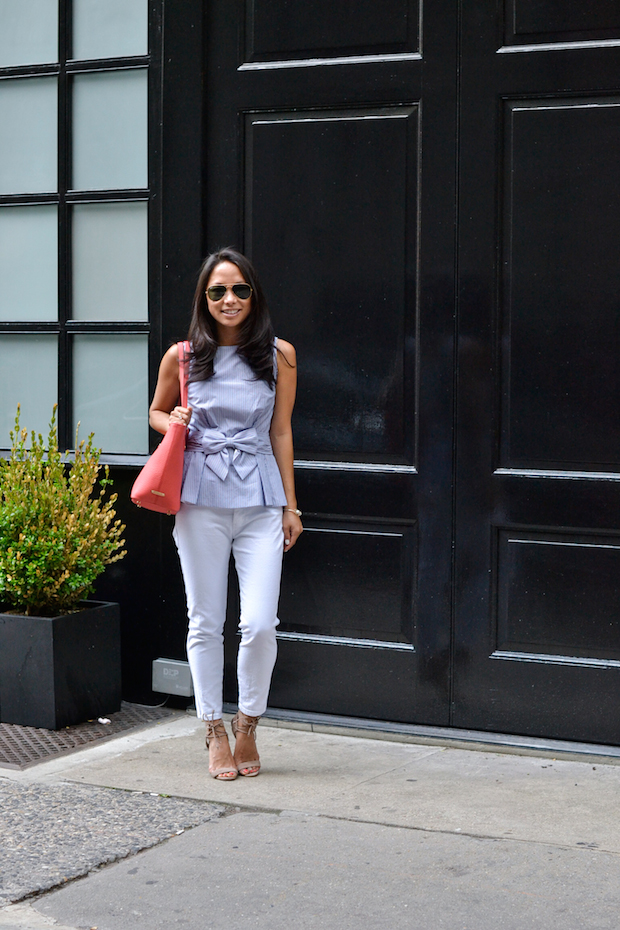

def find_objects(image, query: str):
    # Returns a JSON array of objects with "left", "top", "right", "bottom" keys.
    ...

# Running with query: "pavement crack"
[{"left": 312, "top": 811, "right": 620, "bottom": 856}]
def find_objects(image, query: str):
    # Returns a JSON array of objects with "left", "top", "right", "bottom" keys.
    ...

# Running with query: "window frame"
[{"left": 0, "top": 0, "right": 162, "bottom": 459}]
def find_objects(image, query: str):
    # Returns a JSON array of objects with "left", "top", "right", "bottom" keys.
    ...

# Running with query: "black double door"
[{"left": 200, "top": 1, "right": 620, "bottom": 742}]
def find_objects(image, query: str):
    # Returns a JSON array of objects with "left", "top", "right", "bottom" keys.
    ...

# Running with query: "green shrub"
[{"left": 0, "top": 405, "right": 126, "bottom": 616}]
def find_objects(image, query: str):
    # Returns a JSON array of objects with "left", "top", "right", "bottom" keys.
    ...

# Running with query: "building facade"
[{"left": 2, "top": 1, "right": 620, "bottom": 744}]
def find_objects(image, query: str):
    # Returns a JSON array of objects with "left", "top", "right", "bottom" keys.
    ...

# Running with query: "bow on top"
[{"left": 186, "top": 426, "right": 271, "bottom": 481}]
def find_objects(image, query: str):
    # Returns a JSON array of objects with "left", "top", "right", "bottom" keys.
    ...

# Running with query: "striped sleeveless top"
[{"left": 180, "top": 340, "right": 287, "bottom": 509}]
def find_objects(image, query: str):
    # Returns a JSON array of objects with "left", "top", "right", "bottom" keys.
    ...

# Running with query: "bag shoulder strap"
[{"left": 178, "top": 340, "right": 190, "bottom": 407}]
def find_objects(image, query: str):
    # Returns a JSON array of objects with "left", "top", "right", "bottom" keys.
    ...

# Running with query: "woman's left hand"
[{"left": 282, "top": 510, "right": 303, "bottom": 551}]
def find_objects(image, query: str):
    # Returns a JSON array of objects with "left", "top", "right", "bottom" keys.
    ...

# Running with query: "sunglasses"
[{"left": 206, "top": 283, "right": 253, "bottom": 301}]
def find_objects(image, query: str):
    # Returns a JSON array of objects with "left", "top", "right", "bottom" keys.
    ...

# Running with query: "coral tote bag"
[{"left": 130, "top": 341, "right": 189, "bottom": 515}]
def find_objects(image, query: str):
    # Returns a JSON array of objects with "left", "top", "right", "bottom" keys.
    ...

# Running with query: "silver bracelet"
[{"left": 284, "top": 508, "right": 302, "bottom": 517}]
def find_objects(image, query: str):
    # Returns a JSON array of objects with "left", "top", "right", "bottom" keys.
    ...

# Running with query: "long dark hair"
[{"left": 187, "top": 248, "right": 276, "bottom": 387}]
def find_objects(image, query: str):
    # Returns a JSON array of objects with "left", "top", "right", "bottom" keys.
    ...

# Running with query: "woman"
[{"left": 149, "top": 248, "right": 303, "bottom": 780}]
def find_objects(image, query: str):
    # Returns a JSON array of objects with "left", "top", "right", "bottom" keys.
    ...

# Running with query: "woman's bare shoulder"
[
  {"left": 156, "top": 343, "right": 181, "bottom": 379},
  {"left": 276, "top": 338, "right": 296, "bottom": 368}
]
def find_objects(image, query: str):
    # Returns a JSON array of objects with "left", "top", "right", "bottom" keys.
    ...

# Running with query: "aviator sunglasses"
[{"left": 206, "top": 283, "right": 253, "bottom": 301}]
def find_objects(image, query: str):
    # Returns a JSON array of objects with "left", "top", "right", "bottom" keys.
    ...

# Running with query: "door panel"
[
  {"left": 455, "top": 2, "right": 620, "bottom": 741},
  {"left": 502, "top": 98, "right": 620, "bottom": 468},
  {"left": 496, "top": 530, "right": 620, "bottom": 661},
  {"left": 505, "top": 1, "right": 620, "bottom": 45},
  {"left": 207, "top": 0, "right": 457, "bottom": 723},
  {"left": 278, "top": 520, "right": 415, "bottom": 645},
  {"left": 246, "top": 0, "right": 419, "bottom": 60},
  {"left": 245, "top": 105, "right": 418, "bottom": 462}
]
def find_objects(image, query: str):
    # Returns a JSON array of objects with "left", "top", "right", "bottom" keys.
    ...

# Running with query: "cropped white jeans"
[{"left": 173, "top": 504, "right": 283, "bottom": 721}]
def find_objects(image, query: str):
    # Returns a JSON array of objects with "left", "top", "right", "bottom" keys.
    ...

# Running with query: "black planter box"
[{"left": 0, "top": 600, "right": 121, "bottom": 730}]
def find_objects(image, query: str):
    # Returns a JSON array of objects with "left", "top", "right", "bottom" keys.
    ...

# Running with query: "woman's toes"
[{"left": 239, "top": 764, "right": 259, "bottom": 776}]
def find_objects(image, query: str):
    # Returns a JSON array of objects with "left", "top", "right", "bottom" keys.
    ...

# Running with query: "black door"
[
  {"left": 204, "top": 1, "right": 458, "bottom": 724},
  {"left": 196, "top": 1, "right": 620, "bottom": 740},
  {"left": 455, "top": 3, "right": 620, "bottom": 741}
]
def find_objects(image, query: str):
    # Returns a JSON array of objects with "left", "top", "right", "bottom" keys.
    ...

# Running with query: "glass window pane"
[
  {"left": 0, "top": 205, "right": 58, "bottom": 321},
  {"left": 0, "top": 335, "right": 57, "bottom": 447},
  {"left": 73, "top": 0, "right": 147, "bottom": 61},
  {"left": 72, "top": 202, "right": 148, "bottom": 321},
  {"left": 0, "top": 77, "right": 57, "bottom": 194},
  {"left": 72, "top": 70, "right": 147, "bottom": 191},
  {"left": 0, "top": 0, "right": 58, "bottom": 67},
  {"left": 73, "top": 335, "right": 148, "bottom": 454}
]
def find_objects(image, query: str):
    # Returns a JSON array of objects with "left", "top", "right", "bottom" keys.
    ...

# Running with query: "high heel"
[
  {"left": 205, "top": 719, "right": 238, "bottom": 780},
  {"left": 231, "top": 711, "right": 261, "bottom": 776}
]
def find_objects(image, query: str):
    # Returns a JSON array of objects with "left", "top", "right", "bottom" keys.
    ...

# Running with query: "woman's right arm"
[{"left": 149, "top": 344, "right": 191, "bottom": 435}]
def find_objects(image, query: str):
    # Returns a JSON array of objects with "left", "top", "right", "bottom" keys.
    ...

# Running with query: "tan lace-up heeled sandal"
[
  {"left": 231, "top": 711, "right": 261, "bottom": 776},
  {"left": 205, "top": 719, "right": 238, "bottom": 780}
]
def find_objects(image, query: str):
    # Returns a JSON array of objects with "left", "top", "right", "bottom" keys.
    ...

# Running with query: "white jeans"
[{"left": 173, "top": 504, "right": 283, "bottom": 720}]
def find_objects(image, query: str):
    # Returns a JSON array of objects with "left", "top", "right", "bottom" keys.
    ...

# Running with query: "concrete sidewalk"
[{"left": 1, "top": 712, "right": 619, "bottom": 929}]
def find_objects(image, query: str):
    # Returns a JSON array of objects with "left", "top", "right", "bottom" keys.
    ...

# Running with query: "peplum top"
[{"left": 180, "top": 340, "right": 287, "bottom": 509}]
